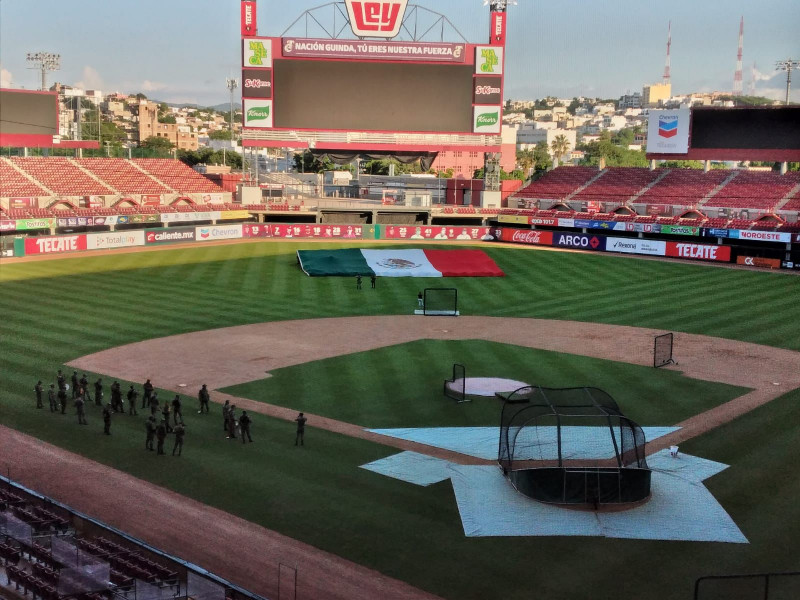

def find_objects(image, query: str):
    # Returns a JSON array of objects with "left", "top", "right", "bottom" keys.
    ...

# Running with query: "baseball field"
[{"left": 1, "top": 240, "right": 799, "bottom": 600}]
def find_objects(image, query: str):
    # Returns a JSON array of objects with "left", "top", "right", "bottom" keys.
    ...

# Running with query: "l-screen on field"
[{"left": 2, "top": 241, "right": 800, "bottom": 600}]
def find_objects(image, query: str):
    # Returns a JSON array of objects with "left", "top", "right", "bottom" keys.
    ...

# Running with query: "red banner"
[
  {"left": 383, "top": 225, "right": 489, "bottom": 241},
  {"left": 9, "top": 197, "right": 37, "bottom": 209},
  {"left": 24, "top": 235, "right": 87, "bottom": 255},
  {"left": 241, "top": 1, "right": 257, "bottom": 36},
  {"left": 499, "top": 228, "right": 554, "bottom": 246},
  {"left": 0, "top": 221, "right": 15, "bottom": 232},
  {"left": 270, "top": 224, "right": 364, "bottom": 239},
  {"left": 665, "top": 242, "right": 731, "bottom": 262},
  {"left": 490, "top": 11, "right": 507, "bottom": 45},
  {"left": 242, "top": 223, "right": 272, "bottom": 238},
  {"left": 736, "top": 256, "right": 781, "bottom": 269},
  {"left": 281, "top": 38, "right": 467, "bottom": 62},
  {"left": 142, "top": 195, "right": 162, "bottom": 206}
]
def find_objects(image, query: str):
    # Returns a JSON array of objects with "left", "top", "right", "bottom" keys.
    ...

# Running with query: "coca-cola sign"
[
  {"left": 473, "top": 76, "right": 502, "bottom": 105},
  {"left": 242, "top": 69, "right": 272, "bottom": 99},
  {"left": 500, "top": 228, "right": 553, "bottom": 246}
]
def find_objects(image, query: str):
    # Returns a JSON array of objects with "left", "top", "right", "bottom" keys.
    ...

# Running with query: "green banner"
[
  {"left": 660, "top": 225, "right": 700, "bottom": 236},
  {"left": 14, "top": 218, "right": 55, "bottom": 231}
]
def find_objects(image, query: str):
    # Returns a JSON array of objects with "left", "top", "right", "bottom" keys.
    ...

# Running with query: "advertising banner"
[
  {"left": 243, "top": 99, "right": 273, "bottom": 129},
  {"left": 160, "top": 211, "right": 221, "bottom": 223},
  {"left": 142, "top": 195, "right": 162, "bottom": 205},
  {"left": 530, "top": 217, "right": 559, "bottom": 226},
  {"left": 281, "top": 37, "right": 466, "bottom": 62},
  {"left": 737, "top": 256, "right": 781, "bottom": 269},
  {"left": 86, "top": 231, "right": 145, "bottom": 250},
  {"left": 620, "top": 221, "right": 659, "bottom": 233},
  {"left": 473, "top": 106, "right": 502, "bottom": 134},
  {"left": 498, "top": 228, "right": 553, "bottom": 246},
  {"left": 271, "top": 224, "right": 364, "bottom": 239},
  {"left": 14, "top": 218, "right": 54, "bottom": 231},
  {"left": 145, "top": 228, "right": 196, "bottom": 244},
  {"left": 9, "top": 197, "right": 37, "bottom": 209},
  {"left": 1, "top": 220, "right": 16, "bottom": 232},
  {"left": 196, "top": 224, "right": 243, "bottom": 241},
  {"left": 475, "top": 46, "right": 504, "bottom": 75},
  {"left": 382, "top": 225, "right": 489, "bottom": 241},
  {"left": 242, "top": 69, "right": 272, "bottom": 99},
  {"left": 497, "top": 215, "right": 529, "bottom": 225},
  {"left": 241, "top": 0, "right": 257, "bottom": 36},
  {"left": 0, "top": 237, "right": 14, "bottom": 257},
  {"left": 665, "top": 242, "right": 731, "bottom": 262},
  {"left": 473, "top": 77, "right": 502, "bottom": 105},
  {"left": 607, "top": 237, "right": 666, "bottom": 256},
  {"left": 553, "top": 232, "right": 606, "bottom": 251},
  {"left": 660, "top": 225, "right": 700, "bottom": 236},
  {"left": 242, "top": 223, "right": 272, "bottom": 238},
  {"left": 646, "top": 109, "right": 691, "bottom": 154},
  {"left": 220, "top": 210, "right": 252, "bottom": 220},
  {"left": 706, "top": 228, "right": 731, "bottom": 238},
  {"left": 795, "top": 234, "right": 800, "bottom": 244},
  {"left": 243, "top": 38, "right": 272, "bottom": 68},
  {"left": 490, "top": 11, "right": 507, "bottom": 45},
  {"left": 557, "top": 218, "right": 575, "bottom": 228},
  {"left": 729, "top": 230, "right": 792, "bottom": 244},
  {"left": 24, "top": 235, "right": 87, "bottom": 255},
  {"left": 344, "top": 0, "right": 409, "bottom": 39}
]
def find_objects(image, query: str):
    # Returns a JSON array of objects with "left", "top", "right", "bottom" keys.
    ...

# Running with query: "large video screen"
[
  {"left": 691, "top": 107, "right": 800, "bottom": 150},
  {"left": 0, "top": 90, "right": 58, "bottom": 135},
  {"left": 273, "top": 60, "right": 474, "bottom": 132}
]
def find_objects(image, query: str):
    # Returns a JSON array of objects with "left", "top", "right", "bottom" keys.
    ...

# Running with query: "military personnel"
[
  {"left": 48, "top": 384, "right": 58, "bottom": 412},
  {"left": 172, "top": 423, "right": 185, "bottom": 456},
  {"left": 145, "top": 416, "right": 156, "bottom": 451},
  {"left": 75, "top": 392, "right": 87, "bottom": 425},
  {"left": 142, "top": 379, "right": 154, "bottom": 409},
  {"left": 102, "top": 403, "right": 112, "bottom": 435},
  {"left": 94, "top": 379, "right": 104, "bottom": 407},
  {"left": 58, "top": 386, "right": 68, "bottom": 415},
  {"left": 295, "top": 412, "right": 307, "bottom": 446},
  {"left": 127, "top": 385, "right": 138, "bottom": 416},
  {"left": 171, "top": 395, "right": 182, "bottom": 424},
  {"left": 161, "top": 402, "right": 173, "bottom": 433},
  {"left": 239, "top": 411, "right": 253, "bottom": 443},
  {"left": 198, "top": 384, "right": 210, "bottom": 414},
  {"left": 226, "top": 405, "right": 237, "bottom": 440},
  {"left": 149, "top": 391, "right": 160, "bottom": 416},
  {"left": 71, "top": 371, "right": 80, "bottom": 399},
  {"left": 110, "top": 381, "right": 122, "bottom": 412},
  {"left": 56, "top": 369, "right": 66, "bottom": 391},
  {"left": 155, "top": 420, "right": 167, "bottom": 455},
  {"left": 34, "top": 381, "right": 44, "bottom": 409},
  {"left": 222, "top": 400, "right": 231, "bottom": 432},
  {"left": 79, "top": 374, "right": 89, "bottom": 399},
  {"left": 356, "top": 274, "right": 362, "bottom": 289}
]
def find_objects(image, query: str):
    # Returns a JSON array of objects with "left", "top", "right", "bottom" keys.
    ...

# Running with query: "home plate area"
[{"left": 360, "top": 428, "right": 747, "bottom": 544}]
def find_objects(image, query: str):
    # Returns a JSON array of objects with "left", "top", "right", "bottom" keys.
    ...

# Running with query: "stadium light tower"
[
  {"left": 26, "top": 52, "right": 61, "bottom": 91},
  {"left": 775, "top": 59, "right": 800, "bottom": 105},
  {"left": 483, "top": 0, "right": 517, "bottom": 11},
  {"left": 225, "top": 77, "right": 238, "bottom": 166}
]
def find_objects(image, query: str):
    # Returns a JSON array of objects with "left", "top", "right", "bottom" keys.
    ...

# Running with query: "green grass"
[
  {"left": 222, "top": 339, "right": 748, "bottom": 427},
  {"left": 1, "top": 241, "right": 799, "bottom": 600}
]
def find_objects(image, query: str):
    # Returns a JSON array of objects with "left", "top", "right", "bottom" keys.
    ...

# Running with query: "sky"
[{"left": 1, "top": 0, "right": 798, "bottom": 106}]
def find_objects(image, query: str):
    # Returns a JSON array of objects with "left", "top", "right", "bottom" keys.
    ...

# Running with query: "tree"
[
  {"left": 516, "top": 149, "right": 535, "bottom": 178},
  {"left": 293, "top": 151, "right": 335, "bottom": 173},
  {"left": 158, "top": 114, "right": 177, "bottom": 124},
  {"left": 208, "top": 129, "right": 233, "bottom": 140},
  {"left": 532, "top": 142, "right": 553, "bottom": 172},
  {"left": 140, "top": 136, "right": 175, "bottom": 151},
  {"left": 567, "top": 97, "right": 582, "bottom": 116},
  {"left": 550, "top": 134, "right": 571, "bottom": 164},
  {"left": 135, "top": 93, "right": 147, "bottom": 101}
]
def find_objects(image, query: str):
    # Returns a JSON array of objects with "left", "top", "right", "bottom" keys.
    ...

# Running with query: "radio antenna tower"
[
  {"left": 748, "top": 61, "right": 757, "bottom": 96},
  {"left": 26, "top": 52, "right": 61, "bottom": 91},
  {"left": 733, "top": 16, "right": 744, "bottom": 96},
  {"left": 662, "top": 21, "right": 671, "bottom": 85}
]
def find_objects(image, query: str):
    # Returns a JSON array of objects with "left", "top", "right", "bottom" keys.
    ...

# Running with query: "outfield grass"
[
  {"left": 222, "top": 339, "right": 748, "bottom": 428},
  {"left": 1, "top": 242, "right": 799, "bottom": 600}
]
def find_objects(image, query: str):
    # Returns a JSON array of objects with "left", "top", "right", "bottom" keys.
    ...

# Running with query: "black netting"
[
  {"left": 423, "top": 288, "right": 458, "bottom": 316},
  {"left": 498, "top": 386, "right": 651, "bottom": 505},
  {"left": 443, "top": 363, "right": 467, "bottom": 403},
  {"left": 654, "top": 333, "right": 674, "bottom": 368}
]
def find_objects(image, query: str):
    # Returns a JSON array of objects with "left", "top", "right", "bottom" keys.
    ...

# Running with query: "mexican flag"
[{"left": 297, "top": 249, "right": 504, "bottom": 277}]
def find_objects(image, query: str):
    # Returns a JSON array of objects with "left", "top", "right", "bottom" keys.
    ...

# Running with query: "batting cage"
[
  {"left": 423, "top": 288, "right": 459, "bottom": 316},
  {"left": 443, "top": 363, "right": 468, "bottom": 403},
  {"left": 654, "top": 333, "right": 675, "bottom": 368},
  {"left": 498, "top": 386, "right": 651, "bottom": 506}
]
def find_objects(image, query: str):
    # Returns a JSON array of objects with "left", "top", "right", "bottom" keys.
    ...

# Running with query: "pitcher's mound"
[{"left": 463, "top": 378, "right": 530, "bottom": 397}]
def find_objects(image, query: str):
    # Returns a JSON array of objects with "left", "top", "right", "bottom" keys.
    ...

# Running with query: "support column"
[
  {"left": 704, "top": 160, "right": 711, "bottom": 173},
  {"left": 780, "top": 162, "right": 788, "bottom": 175}
]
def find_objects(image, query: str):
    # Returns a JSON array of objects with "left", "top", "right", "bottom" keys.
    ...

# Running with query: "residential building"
[
  {"left": 136, "top": 100, "right": 199, "bottom": 150},
  {"left": 642, "top": 82, "right": 672, "bottom": 107},
  {"left": 431, "top": 126, "right": 516, "bottom": 177}
]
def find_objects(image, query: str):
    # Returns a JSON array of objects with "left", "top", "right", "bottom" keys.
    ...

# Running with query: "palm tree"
[
  {"left": 550, "top": 134, "right": 571, "bottom": 166},
  {"left": 516, "top": 149, "right": 536, "bottom": 179}
]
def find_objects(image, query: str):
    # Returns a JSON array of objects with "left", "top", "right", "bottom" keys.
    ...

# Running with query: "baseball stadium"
[{"left": 1, "top": 2, "right": 800, "bottom": 600}]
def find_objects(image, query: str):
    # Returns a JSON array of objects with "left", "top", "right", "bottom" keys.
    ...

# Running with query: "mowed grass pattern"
[
  {"left": 1, "top": 241, "right": 799, "bottom": 600},
  {"left": 223, "top": 339, "right": 748, "bottom": 428}
]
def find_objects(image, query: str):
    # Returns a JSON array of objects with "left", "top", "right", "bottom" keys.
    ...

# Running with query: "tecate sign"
[
  {"left": 345, "top": 0, "right": 408, "bottom": 38},
  {"left": 666, "top": 242, "right": 731, "bottom": 262},
  {"left": 241, "top": 1, "right": 257, "bottom": 36},
  {"left": 242, "top": 69, "right": 272, "bottom": 99},
  {"left": 25, "top": 235, "right": 86, "bottom": 255},
  {"left": 243, "top": 99, "right": 273, "bottom": 128},
  {"left": 554, "top": 233, "right": 606, "bottom": 251},
  {"left": 473, "top": 106, "right": 501, "bottom": 134}
]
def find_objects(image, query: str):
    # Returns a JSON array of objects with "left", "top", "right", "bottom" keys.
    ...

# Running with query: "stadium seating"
[
  {"left": 77, "top": 158, "right": 172, "bottom": 195},
  {"left": 705, "top": 171, "right": 796, "bottom": 211},
  {"left": 0, "top": 159, "right": 50, "bottom": 198},
  {"left": 636, "top": 169, "right": 731, "bottom": 207},
  {"left": 573, "top": 167, "right": 662, "bottom": 204},
  {"left": 10, "top": 157, "right": 114, "bottom": 196},
  {"left": 514, "top": 166, "right": 599, "bottom": 200},
  {"left": 133, "top": 159, "right": 225, "bottom": 194}
]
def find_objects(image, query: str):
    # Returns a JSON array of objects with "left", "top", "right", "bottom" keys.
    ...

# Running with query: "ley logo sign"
[{"left": 345, "top": 0, "right": 408, "bottom": 38}]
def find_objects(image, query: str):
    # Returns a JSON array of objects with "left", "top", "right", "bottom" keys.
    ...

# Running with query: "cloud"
[
  {"left": 75, "top": 66, "right": 105, "bottom": 90},
  {"left": 141, "top": 80, "right": 167, "bottom": 92},
  {"left": 0, "top": 66, "right": 13, "bottom": 87}
]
